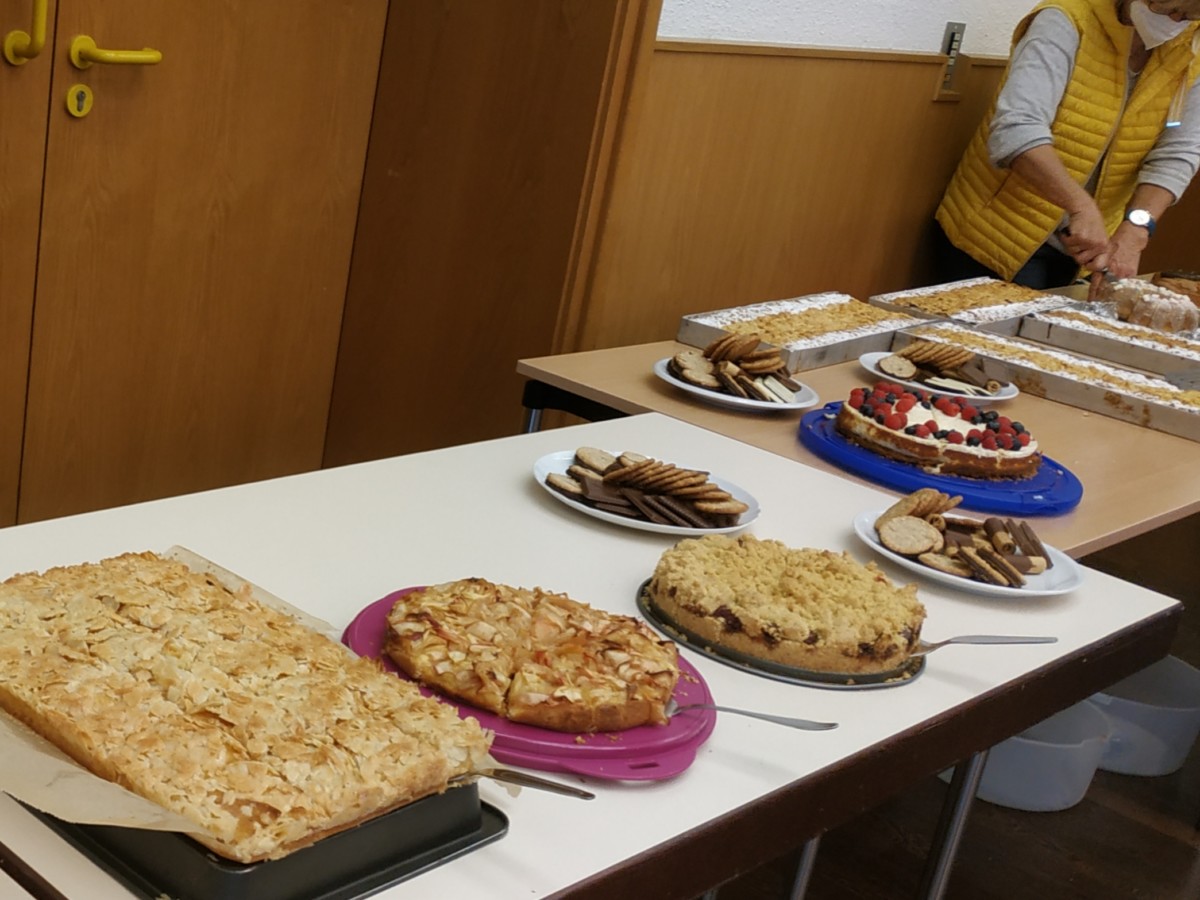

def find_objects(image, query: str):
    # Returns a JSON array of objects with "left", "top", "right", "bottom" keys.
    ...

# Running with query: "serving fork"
[{"left": 911, "top": 634, "right": 1058, "bottom": 657}]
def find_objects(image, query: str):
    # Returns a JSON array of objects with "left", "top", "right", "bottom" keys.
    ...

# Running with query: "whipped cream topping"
[{"left": 844, "top": 393, "right": 1039, "bottom": 460}]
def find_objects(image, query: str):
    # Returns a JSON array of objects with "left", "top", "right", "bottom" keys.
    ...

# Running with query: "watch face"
[{"left": 1129, "top": 209, "right": 1151, "bottom": 226}]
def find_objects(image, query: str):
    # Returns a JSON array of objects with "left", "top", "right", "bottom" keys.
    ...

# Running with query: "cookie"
[
  {"left": 917, "top": 552, "right": 973, "bottom": 578},
  {"left": 567, "top": 464, "right": 603, "bottom": 485},
  {"left": 725, "top": 334, "right": 763, "bottom": 361},
  {"left": 603, "top": 457, "right": 656, "bottom": 485},
  {"left": 978, "top": 546, "right": 1026, "bottom": 587},
  {"left": 876, "top": 488, "right": 941, "bottom": 527},
  {"left": 878, "top": 354, "right": 917, "bottom": 379},
  {"left": 545, "top": 473, "right": 584, "bottom": 498},
  {"left": 878, "top": 516, "right": 944, "bottom": 556},
  {"left": 575, "top": 447, "right": 617, "bottom": 474},
  {"left": 677, "top": 366, "right": 722, "bottom": 390},
  {"left": 704, "top": 334, "right": 740, "bottom": 362},
  {"left": 958, "top": 546, "right": 1009, "bottom": 585},
  {"left": 761, "top": 375, "right": 796, "bottom": 403},
  {"left": 693, "top": 498, "right": 750, "bottom": 516}
]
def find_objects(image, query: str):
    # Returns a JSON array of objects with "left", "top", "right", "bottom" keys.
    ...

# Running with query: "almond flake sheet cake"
[
  {"left": 871, "top": 278, "right": 1067, "bottom": 325},
  {"left": 682, "top": 293, "right": 920, "bottom": 349},
  {"left": 0, "top": 551, "right": 493, "bottom": 863},
  {"left": 901, "top": 323, "right": 1200, "bottom": 414}
]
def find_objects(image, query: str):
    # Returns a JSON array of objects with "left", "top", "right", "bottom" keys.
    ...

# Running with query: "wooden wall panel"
[
  {"left": 566, "top": 45, "right": 1008, "bottom": 351},
  {"left": 1142, "top": 182, "right": 1200, "bottom": 274},
  {"left": 325, "top": 1, "right": 657, "bottom": 466}
]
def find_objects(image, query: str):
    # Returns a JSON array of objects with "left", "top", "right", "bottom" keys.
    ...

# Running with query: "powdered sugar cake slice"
[
  {"left": 676, "top": 293, "right": 921, "bottom": 371},
  {"left": 894, "top": 322, "right": 1200, "bottom": 442},
  {"left": 870, "top": 278, "right": 1068, "bottom": 335}
]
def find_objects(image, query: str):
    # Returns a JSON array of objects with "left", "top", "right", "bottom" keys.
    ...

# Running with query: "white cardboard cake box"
[
  {"left": 675, "top": 293, "right": 920, "bottom": 372},
  {"left": 870, "top": 277, "right": 1070, "bottom": 336},
  {"left": 890, "top": 326, "right": 1200, "bottom": 443},
  {"left": 1018, "top": 303, "right": 1200, "bottom": 376}
]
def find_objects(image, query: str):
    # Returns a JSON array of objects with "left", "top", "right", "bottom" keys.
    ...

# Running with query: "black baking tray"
[{"left": 25, "top": 783, "right": 506, "bottom": 900}]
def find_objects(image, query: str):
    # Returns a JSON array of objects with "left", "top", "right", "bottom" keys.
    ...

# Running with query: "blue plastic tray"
[{"left": 798, "top": 403, "right": 1083, "bottom": 516}]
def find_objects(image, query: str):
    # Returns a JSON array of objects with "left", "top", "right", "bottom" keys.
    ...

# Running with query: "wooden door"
[
  {"left": 18, "top": 0, "right": 387, "bottom": 522},
  {"left": 324, "top": 0, "right": 660, "bottom": 465},
  {"left": 0, "top": 0, "right": 56, "bottom": 525}
]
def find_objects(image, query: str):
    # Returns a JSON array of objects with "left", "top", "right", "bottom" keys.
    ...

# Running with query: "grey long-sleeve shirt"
[{"left": 988, "top": 9, "right": 1200, "bottom": 201}]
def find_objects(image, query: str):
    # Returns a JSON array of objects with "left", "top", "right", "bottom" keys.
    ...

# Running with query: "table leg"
[
  {"left": 787, "top": 836, "right": 821, "bottom": 899},
  {"left": 519, "top": 380, "right": 626, "bottom": 434},
  {"left": 916, "top": 750, "right": 989, "bottom": 900},
  {"left": 522, "top": 406, "right": 543, "bottom": 434}
]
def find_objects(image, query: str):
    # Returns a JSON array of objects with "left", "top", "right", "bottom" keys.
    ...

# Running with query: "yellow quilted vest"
[{"left": 937, "top": 0, "right": 1200, "bottom": 280}]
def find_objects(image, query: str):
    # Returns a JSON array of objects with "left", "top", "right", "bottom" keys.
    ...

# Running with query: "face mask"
[{"left": 1129, "top": 1, "right": 1190, "bottom": 49}]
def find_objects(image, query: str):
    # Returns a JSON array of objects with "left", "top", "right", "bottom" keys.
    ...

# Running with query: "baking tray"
[
  {"left": 1018, "top": 302, "right": 1200, "bottom": 374},
  {"left": 869, "top": 277, "right": 1068, "bottom": 336},
  {"left": 797, "top": 404, "right": 1083, "bottom": 516},
  {"left": 890, "top": 323, "right": 1200, "bottom": 443},
  {"left": 636, "top": 582, "right": 925, "bottom": 690},
  {"left": 25, "top": 785, "right": 506, "bottom": 900},
  {"left": 676, "top": 293, "right": 921, "bottom": 371}
]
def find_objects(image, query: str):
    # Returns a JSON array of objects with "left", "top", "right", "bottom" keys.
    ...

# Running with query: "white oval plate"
[
  {"left": 534, "top": 450, "right": 760, "bottom": 536},
  {"left": 852, "top": 509, "right": 1082, "bottom": 598},
  {"left": 858, "top": 351, "right": 1019, "bottom": 402},
  {"left": 653, "top": 358, "right": 820, "bottom": 413}
]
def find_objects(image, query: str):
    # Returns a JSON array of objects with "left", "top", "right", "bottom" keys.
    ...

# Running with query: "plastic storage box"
[
  {"left": 971, "top": 701, "right": 1111, "bottom": 811},
  {"left": 1089, "top": 655, "right": 1200, "bottom": 777}
]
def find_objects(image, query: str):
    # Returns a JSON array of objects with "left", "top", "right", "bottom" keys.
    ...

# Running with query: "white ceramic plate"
[
  {"left": 653, "top": 358, "right": 820, "bottom": 413},
  {"left": 858, "top": 351, "right": 1019, "bottom": 402},
  {"left": 852, "top": 509, "right": 1083, "bottom": 598},
  {"left": 533, "top": 450, "right": 760, "bottom": 536}
]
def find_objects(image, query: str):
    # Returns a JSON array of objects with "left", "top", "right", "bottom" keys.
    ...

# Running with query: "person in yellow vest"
[{"left": 935, "top": 0, "right": 1200, "bottom": 295}]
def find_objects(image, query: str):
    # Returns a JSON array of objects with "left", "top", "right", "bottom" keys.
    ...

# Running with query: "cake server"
[
  {"left": 453, "top": 768, "right": 595, "bottom": 800},
  {"left": 665, "top": 698, "right": 837, "bottom": 731},
  {"left": 912, "top": 634, "right": 1058, "bottom": 657}
]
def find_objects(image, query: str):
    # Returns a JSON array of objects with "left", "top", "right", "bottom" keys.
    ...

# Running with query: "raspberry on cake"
[
  {"left": 834, "top": 380, "right": 1041, "bottom": 479},
  {"left": 646, "top": 534, "right": 925, "bottom": 675}
]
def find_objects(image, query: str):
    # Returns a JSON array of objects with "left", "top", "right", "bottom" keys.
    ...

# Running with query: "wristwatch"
[{"left": 1124, "top": 208, "right": 1157, "bottom": 236}]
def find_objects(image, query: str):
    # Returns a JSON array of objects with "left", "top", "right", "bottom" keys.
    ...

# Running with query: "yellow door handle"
[
  {"left": 70, "top": 34, "right": 162, "bottom": 69},
  {"left": 3, "top": 0, "right": 47, "bottom": 65}
]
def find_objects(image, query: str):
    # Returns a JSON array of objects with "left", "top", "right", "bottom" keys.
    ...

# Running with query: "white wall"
[{"left": 658, "top": 0, "right": 1035, "bottom": 57}]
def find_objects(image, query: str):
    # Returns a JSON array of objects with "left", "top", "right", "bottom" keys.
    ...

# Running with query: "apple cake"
[{"left": 385, "top": 578, "right": 679, "bottom": 733}]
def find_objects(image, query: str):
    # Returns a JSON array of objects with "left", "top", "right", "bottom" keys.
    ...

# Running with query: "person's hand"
[
  {"left": 1104, "top": 221, "right": 1151, "bottom": 279},
  {"left": 1085, "top": 221, "right": 1152, "bottom": 300},
  {"left": 1058, "top": 201, "right": 1110, "bottom": 271}
]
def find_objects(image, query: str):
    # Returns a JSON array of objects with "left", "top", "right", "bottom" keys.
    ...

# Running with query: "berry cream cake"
[{"left": 835, "top": 380, "right": 1041, "bottom": 479}]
